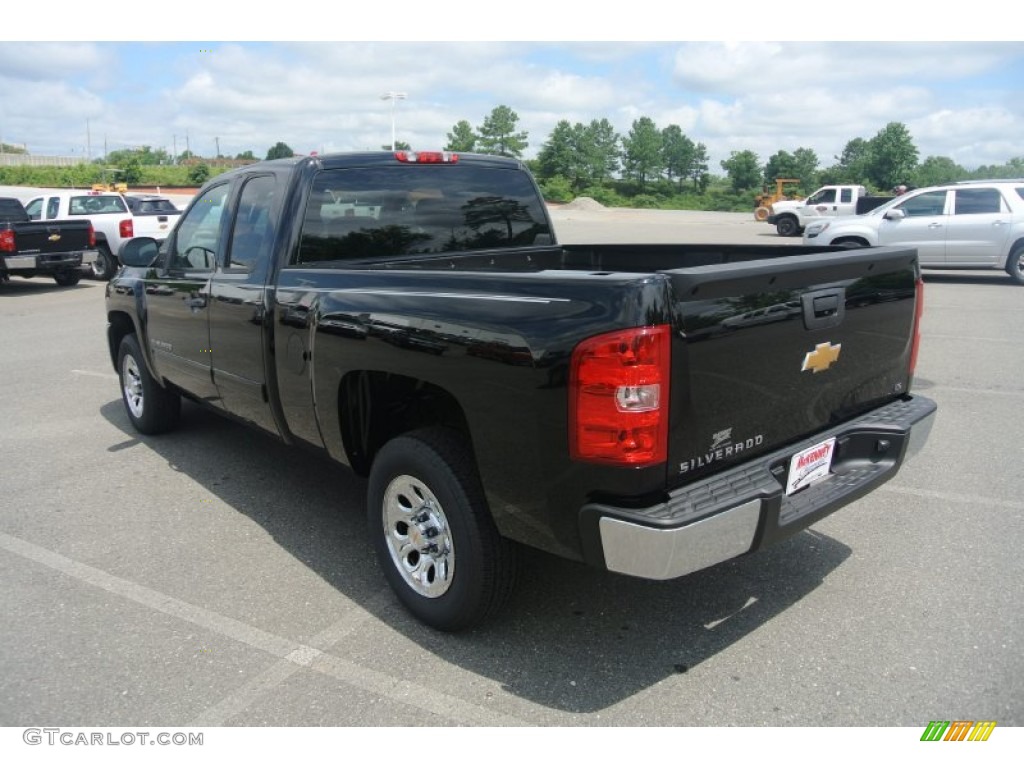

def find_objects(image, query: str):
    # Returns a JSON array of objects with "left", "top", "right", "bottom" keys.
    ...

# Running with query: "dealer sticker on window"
[{"left": 785, "top": 437, "right": 837, "bottom": 495}]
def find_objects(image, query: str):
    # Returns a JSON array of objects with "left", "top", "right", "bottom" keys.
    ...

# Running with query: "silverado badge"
[
  {"left": 48, "top": 233, "right": 61, "bottom": 242},
  {"left": 801, "top": 342, "right": 841, "bottom": 374}
]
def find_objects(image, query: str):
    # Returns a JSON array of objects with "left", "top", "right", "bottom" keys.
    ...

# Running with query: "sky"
[{"left": 2, "top": 5, "right": 1022, "bottom": 174}]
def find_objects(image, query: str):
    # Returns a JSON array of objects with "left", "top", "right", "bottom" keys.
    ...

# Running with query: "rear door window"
[
  {"left": 296, "top": 165, "right": 551, "bottom": 264},
  {"left": 953, "top": 188, "right": 1005, "bottom": 215}
]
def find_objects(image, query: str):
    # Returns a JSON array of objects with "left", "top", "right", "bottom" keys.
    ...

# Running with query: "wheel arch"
[
  {"left": 831, "top": 236, "right": 872, "bottom": 249},
  {"left": 107, "top": 311, "right": 138, "bottom": 370},
  {"left": 1005, "top": 237, "right": 1024, "bottom": 264},
  {"left": 338, "top": 371, "right": 472, "bottom": 477}
]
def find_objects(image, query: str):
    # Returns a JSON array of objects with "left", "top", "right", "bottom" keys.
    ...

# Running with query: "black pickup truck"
[
  {"left": 106, "top": 152, "right": 936, "bottom": 630},
  {"left": 0, "top": 197, "right": 97, "bottom": 286}
]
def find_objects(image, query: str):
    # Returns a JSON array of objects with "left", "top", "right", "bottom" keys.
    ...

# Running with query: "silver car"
[{"left": 803, "top": 180, "right": 1024, "bottom": 284}]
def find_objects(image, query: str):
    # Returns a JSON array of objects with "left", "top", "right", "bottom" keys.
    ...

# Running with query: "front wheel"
[
  {"left": 91, "top": 244, "right": 117, "bottom": 280},
  {"left": 776, "top": 216, "right": 800, "bottom": 237},
  {"left": 117, "top": 334, "right": 181, "bottom": 434},
  {"left": 367, "top": 429, "right": 518, "bottom": 631},
  {"left": 1006, "top": 245, "right": 1024, "bottom": 285}
]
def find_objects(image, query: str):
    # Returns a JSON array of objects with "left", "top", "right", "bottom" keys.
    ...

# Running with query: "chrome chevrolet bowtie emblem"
[
  {"left": 802, "top": 342, "right": 842, "bottom": 373},
  {"left": 48, "top": 233, "right": 61, "bottom": 241}
]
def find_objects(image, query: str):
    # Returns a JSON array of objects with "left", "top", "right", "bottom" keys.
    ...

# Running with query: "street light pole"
[{"left": 380, "top": 91, "right": 407, "bottom": 151}]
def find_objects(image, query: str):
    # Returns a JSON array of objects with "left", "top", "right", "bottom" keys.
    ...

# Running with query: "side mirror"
[
  {"left": 119, "top": 237, "right": 161, "bottom": 267},
  {"left": 883, "top": 209, "right": 906, "bottom": 221}
]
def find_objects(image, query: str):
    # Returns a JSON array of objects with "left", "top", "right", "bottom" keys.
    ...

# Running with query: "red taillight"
[
  {"left": 909, "top": 278, "right": 924, "bottom": 376},
  {"left": 395, "top": 151, "right": 458, "bottom": 164},
  {"left": 0, "top": 229, "right": 14, "bottom": 252},
  {"left": 87, "top": 224, "right": 96, "bottom": 247},
  {"left": 569, "top": 325, "right": 671, "bottom": 467},
  {"left": 119, "top": 219, "right": 133, "bottom": 238}
]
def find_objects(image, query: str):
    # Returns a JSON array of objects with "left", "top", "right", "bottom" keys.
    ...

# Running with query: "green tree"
[
  {"left": 123, "top": 158, "right": 142, "bottom": 184},
  {"left": 661, "top": 125, "right": 696, "bottom": 188},
  {"left": 187, "top": 163, "right": 210, "bottom": 185},
  {"left": 445, "top": 120, "right": 478, "bottom": 153},
  {"left": 764, "top": 147, "right": 819, "bottom": 191},
  {"left": 235, "top": 150, "right": 256, "bottom": 161},
  {"left": 690, "top": 143, "right": 710, "bottom": 192},
  {"left": 477, "top": 105, "right": 528, "bottom": 158},
  {"left": 867, "top": 122, "right": 918, "bottom": 190},
  {"left": 970, "top": 156, "right": 1024, "bottom": 179},
  {"left": 622, "top": 116, "right": 662, "bottom": 190},
  {"left": 0, "top": 142, "right": 27, "bottom": 154},
  {"left": 584, "top": 118, "right": 620, "bottom": 185},
  {"left": 914, "top": 156, "right": 966, "bottom": 187},
  {"left": 763, "top": 149, "right": 797, "bottom": 185},
  {"left": 836, "top": 137, "right": 872, "bottom": 183},
  {"left": 721, "top": 149, "right": 762, "bottom": 192},
  {"left": 536, "top": 120, "right": 581, "bottom": 186},
  {"left": 380, "top": 141, "right": 411, "bottom": 151},
  {"left": 265, "top": 142, "right": 295, "bottom": 160}
]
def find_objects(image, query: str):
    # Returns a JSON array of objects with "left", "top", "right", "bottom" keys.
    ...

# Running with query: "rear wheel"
[
  {"left": 91, "top": 244, "right": 117, "bottom": 280},
  {"left": 776, "top": 216, "right": 800, "bottom": 237},
  {"left": 834, "top": 238, "right": 870, "bottom": 250},
  {"left": 117, "top": 334, "right": 181, "bottom": 434},
  {"left": 53, "top": 270, "right": 80, "bottom": 286},
  {"left": 1006, "top": 245, "right": 1024, "bottom": 285},
  {"left": 368, "top": 428, "right": 518, "bottom": 631},
  {"left": 754, "top": 206, "right": 770, "bottom": 221}
]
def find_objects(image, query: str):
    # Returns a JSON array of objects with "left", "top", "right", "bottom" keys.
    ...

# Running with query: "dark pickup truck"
[
  {"left": 106, "top": 151, "right": 936, "bottom": 630},
  {"left": 1, "top": 197, "right": 97, "bottom": 286}
]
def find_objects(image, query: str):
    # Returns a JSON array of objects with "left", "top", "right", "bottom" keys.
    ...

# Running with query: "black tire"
[
  {"left": 1006, "top": 245, "right": 1024, "bottom": 285},
  {"left": 835, "top": 238, "right": 869, "bottom": 250},
  {"left": 91, "top": 244, "right": 117, "bottom": 281},
  {"left": 116, "top": 334, "right": 181, "bottom": 434},
  {"left": 367, "top": 428, "right": 519, "bottom": 631},
  {"left": 53, "top": 270, "right": 81, "bottom": 286},
  {"left": 776, "top": 216, "right": 800, "bottom": 237}
]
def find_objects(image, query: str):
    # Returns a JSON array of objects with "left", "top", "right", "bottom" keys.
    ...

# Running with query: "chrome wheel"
[
  {"left": 121, "top": 352, "right": 145, "bottom": 419},
  {"left": 382, "top": 474, "right": 455, "bottom": 599}
]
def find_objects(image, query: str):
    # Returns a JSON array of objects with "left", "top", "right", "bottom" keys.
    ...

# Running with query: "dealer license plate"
[{"left": 785, "top": 437, "right": 837, "bottom": 495}]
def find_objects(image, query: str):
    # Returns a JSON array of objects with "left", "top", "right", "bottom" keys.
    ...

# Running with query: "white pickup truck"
[
  {"left": 24, "top": 191, "right": 180, "bottom": 280},
  {"left": 766, "top": 185, "right": 885, "bottom": 237}
]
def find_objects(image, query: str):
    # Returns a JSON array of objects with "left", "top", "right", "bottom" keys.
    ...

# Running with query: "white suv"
[{"left": 803, "top": 180, "right": 1024, "bottom": 284}]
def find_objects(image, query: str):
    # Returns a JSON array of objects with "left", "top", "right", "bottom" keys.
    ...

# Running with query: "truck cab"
[{"left": 768, "top": 185, "right": 868, "bottom": 237}]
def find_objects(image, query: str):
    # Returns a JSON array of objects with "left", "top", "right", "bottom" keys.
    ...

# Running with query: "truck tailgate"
[
  {"left": 662, "top": 246, "right": 919, "bottom": 485},
  {"left": 8, "top": 222, "right": 91, "bottom": 255}
]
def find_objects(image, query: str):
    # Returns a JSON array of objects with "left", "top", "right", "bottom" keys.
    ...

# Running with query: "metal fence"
[{"left": 0, "top": 154, "right": 85, "bottom": 167}]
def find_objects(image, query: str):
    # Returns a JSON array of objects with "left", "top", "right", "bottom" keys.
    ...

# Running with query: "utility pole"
[
  {"left": 86, "top": 119, "right": 91, "bottom": 161},
  {"left": 215, "top": 136, "right": 220, "bottom": 158}
]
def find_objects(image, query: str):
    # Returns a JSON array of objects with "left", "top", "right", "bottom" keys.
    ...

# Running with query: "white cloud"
[{"left": 0, "top": 41, "right": 1021, "bottom": 171}]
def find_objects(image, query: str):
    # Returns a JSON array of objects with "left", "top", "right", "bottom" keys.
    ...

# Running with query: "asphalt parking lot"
[{"left": 1, "top": 207, "right": 1021, "bottom": 728}]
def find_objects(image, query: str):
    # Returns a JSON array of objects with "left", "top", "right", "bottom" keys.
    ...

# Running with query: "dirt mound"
[{"left": 561, "top": 197, "right": 605, "bottom": 211}]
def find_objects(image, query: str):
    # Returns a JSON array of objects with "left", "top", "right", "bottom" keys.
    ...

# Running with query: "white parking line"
[{"left": 0, "top": 531, "right": 528, "bottom": 727}]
